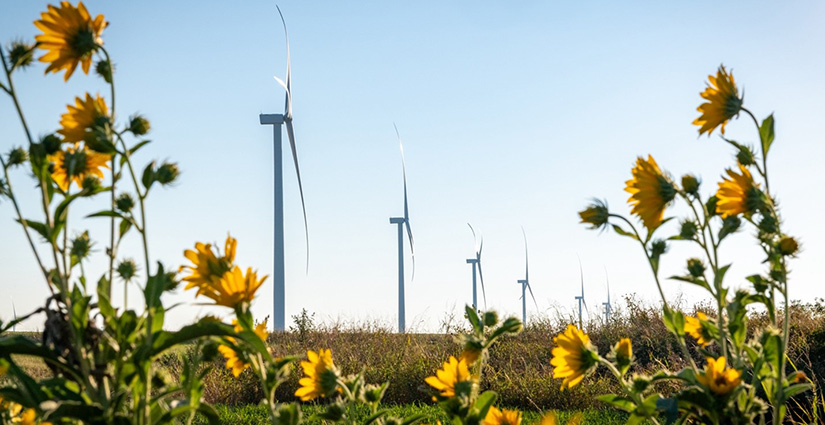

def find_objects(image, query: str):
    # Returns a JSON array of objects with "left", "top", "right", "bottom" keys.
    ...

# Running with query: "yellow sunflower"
[
  {"left": 34, "top": 1, "right": 107, "bottom": 81},
  {"left": 49, "top": 145, "right": 109, "bottom": 191},
  {"left": 181, "top": 236, "right": 236, "bottom": 289},
  {"left": 625, "top": 155, "right": 676, "bottom": 231},
  {"left": 217, "top": 345, "right": 249, "bottom": 377},
  {"left": 295, "top": 349, "right": 340, "bottom": 401},
  {"left": 425, "top": 355, "right": 474, "bottom": 399},
  {"left": 484, "top": 406, "right": 522, "bottom": 425},
  {"left": 693, "top": 65, "right": 742, "bottom": 136},
  {"left": 58, "top": 93, "right": 109, "bottom": 144},
  {"left": 192, "top": 266, "right": 266, "bottom": 308},
  {"left": 684, "top": 312, "right": 714, "bottom": 347},
  {"left": 232, "top": 319, "right": 269, "bottom": 341},
  {"left": 715, "top": 164, "right": 760, "bottom": 218},
  {"left": 696, "top": 356, "right": 742, "bottom": 395},
  {"left": 550, "top": 324, "right": 598, "bottom": 390},
  {"left": 615, "top": 338, "right": 632, "bottom": 366}
]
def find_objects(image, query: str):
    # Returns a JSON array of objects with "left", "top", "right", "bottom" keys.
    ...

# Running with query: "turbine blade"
[
  {"left": 526, "top": 282, "right": 539, "bottom": 311},
  {"left": 468, "top": 223, "right": 478, "bottom": 253},
  {"left": 275, "top": 5, "right": 292, "bottom": 118},
  {"left": 395, "top": 124, "right": 415, "bottom": 279},
  {"left": 578, "top": 256, "right": 584, "bottom": 298},
  {"left": 285, "top": 120, "right": 309, "bottom": 273}
]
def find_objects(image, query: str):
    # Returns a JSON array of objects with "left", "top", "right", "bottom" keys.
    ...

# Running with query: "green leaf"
[
  {"left": 120, "top": 140, "right": 152, "bottom": 167},
  {"left": 15, "top": 218, "right": 50, "bottom": 242},
  {"left": 662, "top": 307, "right": 685, "bottom": 336},
  {"left": 400, "top": 414, "right": 426, "bottom": 425},
  {"left": 596, "top": 394, "right": 636, "bottom": 412},
  {"left": 760, "top": 114, "right": 775, "bottom": 158},
  {"left": 142, "top": 161, "right": 156, "bottom": 190},
  {"left": 465, "top": 305, "right": 481, "bottom": 331},
  {"left": 612, "top": 224, "right": 638, "bottom": 240},
  {"left": 784, "top": 383, "right": 812, "bottom": 399},
  {"left": 97, "top": 275, "right": 115, "bottom": 322},
  {"left": 119, "top": 219, "right": 132, "bottom": 239},
  {"left": 472, "top": 390, "right": 498, "bottom": 418},
  {"left": 151, "top": 321, "right": 236, "bottom": 356},
  {"left": 656, "top": 397, "right": 679, "bottom": 425},
  {"left": 669, "top": 275, "right": 711, "bottom": 292},
  {"left": 86, "top": 210, "right": 126, "bottom": 219}
]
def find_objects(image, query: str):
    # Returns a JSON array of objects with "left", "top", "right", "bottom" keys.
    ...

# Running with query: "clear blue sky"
[{"left": 2, "top": 1, "right": 824, "bottom": 331}]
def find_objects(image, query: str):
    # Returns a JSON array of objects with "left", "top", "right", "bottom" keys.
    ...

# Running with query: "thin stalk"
[
  {"left": 0, "top": 157, "right": 54, "bottom": 295},
  {"left": 101, "top": 47, "right": 118, "bottom": 294},
  {"left": 610, "top": 214, "right": 697, "bottom": 369},
  {"left": 115, "top": 133, "right": 150, "bottom": 275},
  {"left": 742, "top": 107, "right": 770, "bottom": 196}
]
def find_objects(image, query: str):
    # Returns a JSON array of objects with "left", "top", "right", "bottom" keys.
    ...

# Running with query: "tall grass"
[{"left": 156, "top": 297, "right": 825, "bottom": 413}]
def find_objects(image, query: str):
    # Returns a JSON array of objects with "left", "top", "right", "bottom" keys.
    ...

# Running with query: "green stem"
[
  {"left": 742, "top": 107, "right": 770, "bottom": 196},
  {"left": 101, "top": 47, "right": 119, "bottom": 305},
  {"left": 115, "top": 133, "right": 150, "bottom": 275},
  {"left": 0, "top": 157, "right": 54, "bottom": 295}
]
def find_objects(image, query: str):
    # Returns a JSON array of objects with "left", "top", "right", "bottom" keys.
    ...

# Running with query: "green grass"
[{"left": 191, "top": 404, "right": 628, "bottom": 425}]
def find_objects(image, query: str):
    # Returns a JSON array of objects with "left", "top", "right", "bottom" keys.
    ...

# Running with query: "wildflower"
[
  {"left": 716, "top": 164, "right": 761, "bottom": 218},
  {"left": 295, "top": 349, "right": 340, "bottom": 401},
  {"left": 425, "top": 356, "right": 474, "bottom": 399},
  {"left": 625, "top": 156, "right": 676, "bottom": 231},
  {"left": 684, "top": 312, "right": 714, "bottom": 347},
  {"left": 195, "top": 266, "right": 266, "bottom": 308},
  {"left": 233, "top": 319, "right": 269, "bottom": 342},
  {"left": 181, "top": 236, "right": 236, "bottom": 288},
  {"left": 49, "top": 145, "right": 109, "bottom": 191},
  {"left": 217, "top": 344, "right": 248, "bottom": 377},
  {"left": 550, "top": 324, "right": 598, "bottom": 390},
  {"left": 578, "top": 199, "right": 609, "bottom": 231},
  {"left": 539, "top": 411, "right": 583, "bottom": 425},
  {"left": 693, "top": 65, "right": 742, "bottom": 136},
  {"left": 34, "top": 1, "right": 107, "bottom": 81},
  {"left": 69, "top": 231, "right": 92, "bottom": 260},
  {"left": 58, "top": 93, "right": 109, "bottom": 144},
  {"left": 696, "top": 356, "right": 742, "bottom": 395},
  {"left": 484, "top": 406, "right": 522, "bottom": 425},
  {"left": 614, "top": 338, "right": 633, "bottom": 367}
]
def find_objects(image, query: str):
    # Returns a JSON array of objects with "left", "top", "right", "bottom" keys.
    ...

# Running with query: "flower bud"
[
  {"left": 681, "top": 174, "right": 700, "bottom": 196},
  {"left": 128, "top": 114, "right": 151, "bottom": 136},
  {"left": 650, "top": 239, "right": 668, "bottom": 257},
  {"left": 6, "top": 147, "right": 28, "bottom": 167},
  {"left": 705, "top": 196, "right": 719, "bottom": 217},
  {"left": 719, "top": 215, "right": 741, "bottom": 240},
  {"left": 758, "top": 215, "right": 779, "bottom": 235},
  {"left": 679, "top": 220, "right": 698, "bottom": 240},
  {"left": 117, "top": 259, "right": 138, "bottom": 282},
  {"left": 578, "top": 199, "right": 609, "bottom": 231},
  {"left": 156, "top": 162, "right": 180, "bottom": 185},
  {"left": 483, "top": 311, "right": 498, "bottom": 327},
  {"left": 70, "top": 231, "right": 92, "bottom": 260},
  {"left": 687, "top": 258, "right": 706, "bottom": 278},
  {"left": 631, "top": 375, "right": 651, "bottom": 393},
  {"left": 736, "top": 145, "right": 756, "bottom": 166},
  {"left": 116, "top": 193, "right": 135, "bottom": 213},
  {"left": 95, "top": 59, "right": 113, "bottom": 83},
  {"left": 41, "top": 134, "right": 63, "bottom": 155},
  {"left": 8, "top": 40, "right": 34, "bottom": 70},
  {"left": 778, "top": 236, "right": 799, "bottom": 256},
  {"left": 81, "top": 175, "right": 102, "bottom": 193}
]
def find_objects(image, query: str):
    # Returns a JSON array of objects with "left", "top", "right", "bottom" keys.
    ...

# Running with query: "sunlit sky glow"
[{"left": 2, "top": 1, "right": 824, "bottom": 331}]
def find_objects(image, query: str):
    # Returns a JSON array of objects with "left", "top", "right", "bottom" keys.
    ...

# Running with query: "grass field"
[{"left": 191, "top": 404, "right": 629, "bottom": 425}]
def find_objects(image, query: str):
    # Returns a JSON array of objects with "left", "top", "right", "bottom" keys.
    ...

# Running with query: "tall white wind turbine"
[
  {"left": 466, "top": 223, "right": 486, "bottom": 310},
  {"left": 389, "top": 124, "right": 415, "bottom": 333},
  {"left": 517, "top": 228, "right": 538, "bottom": 325},
  {"left": 259, "top": 6, "right": 309, "bottom": 331},
  {"left": 602, "top": 267, "right": 613, "bottom": 322},
  {"left": 576, "top": 258, "right": 589, "bottom": 329}
]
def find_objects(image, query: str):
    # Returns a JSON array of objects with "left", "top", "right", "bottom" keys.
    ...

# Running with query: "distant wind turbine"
[
  {"left": 602, "top": 267, "right": 613, "bottom": 322},
  {"left": 466, "top": 223, "right": 486, "bottom": 310},
  {"left": 11, "top": 298, "right": 17, "bottom": 332},
  {"left": 517, "top": 227, "right": 538, "bottom": 325},
  {"left": 259, "top": 5, "right": 309, "bottom": 331},
  {"left": 389, "top": 124, "right": 415, "bottom": 333},
  {"left": 576, "top": 257, "right": 589, "bottom": 329}
]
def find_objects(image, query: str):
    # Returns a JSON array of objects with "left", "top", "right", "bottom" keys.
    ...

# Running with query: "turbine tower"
[
  {"left": 260, "top": 6, "right": 309, "bottom": 331},
  {"left": 575, "top": 258, "right": 589, "bottom": 329},
  {"left": 602, "top": 267, "right": 613, "bottom": 322},
  {"left": 517, "top": 228, "right": 538, "bottom": 325},
  {"left": 389, "top": 124, "right": 415, "bottom": 333},
  {"left": 466, "top": 223, "right": 486, "bottom": 310}
]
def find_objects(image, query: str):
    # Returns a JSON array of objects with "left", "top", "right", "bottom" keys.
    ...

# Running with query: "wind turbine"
[
  {"left": 575, "top": 258, "right": 589, "bottom": 329},
  {"left": 517, "top": 228, "right": 538, "bottom": 325},
  {"left": 389, "top": 124, "right": 414, "bottom": 333},
  {"left": 602, "top": 267, "right": 613, "bottom": 322},
  {"left": 259, "top": 6, "right": 309, "bottom": 331},
  {"left": 466, "top": 223, "right": 486, "bottom": 310},
  {"left": 11, "top": 298, "right": 17, "bottom": 332}
]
